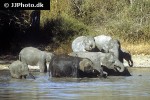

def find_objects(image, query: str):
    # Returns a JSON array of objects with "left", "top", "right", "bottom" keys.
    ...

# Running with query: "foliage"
[
  {"left": 41, "top": 13, "right": 88, "bottom": 51},
  {"left": 0, "top": 10, "right": 30, "bottom": 53},
  {"left": 0, "top": 10, "right": 30, "bottom": 33},
  {"left": 0, "top": 0, "right": 150, "bottom": 54}
]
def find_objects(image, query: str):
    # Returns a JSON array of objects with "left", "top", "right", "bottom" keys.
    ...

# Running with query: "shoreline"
[{"left": 1, "top": 55, "right": 150, "bottom": 70}]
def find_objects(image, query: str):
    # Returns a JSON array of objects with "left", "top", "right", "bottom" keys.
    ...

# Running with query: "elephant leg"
[
  {"left": 39, "top": 65, "right": 44, "bottom": 73},
  {"left": 12, "top": 74, "right": 21, "bottom": 79},
  {"left": 98, "top": 67, "right": 107, "bottom": 78},
  {"left": 103, "top": 71, "right": 108, "bottom": 78},
  {"left": 39, "top": 62, "right": 47, "bottom": 73},
  {"left": 22, "top": 75, "right": 27, "bottom": 79}
]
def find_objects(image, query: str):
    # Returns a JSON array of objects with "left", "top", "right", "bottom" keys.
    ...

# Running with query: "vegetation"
[{"left": 0, "top": 0, "right": 150, "bottom": 55}]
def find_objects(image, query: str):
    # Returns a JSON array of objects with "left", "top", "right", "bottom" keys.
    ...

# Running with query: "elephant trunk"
[
  {"left": 128, "top": 59, "right": 133, "bottom": 67},
  {"left": 29, "top": 73, "right": 35, "bottom": 79},
  {"left": 115, "top": 60, "right": 125, "bottom": 72}
]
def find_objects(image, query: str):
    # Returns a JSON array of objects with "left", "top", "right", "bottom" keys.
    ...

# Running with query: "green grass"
[{"left": 38, "top": 0, "right": 150, "bottom": 54}]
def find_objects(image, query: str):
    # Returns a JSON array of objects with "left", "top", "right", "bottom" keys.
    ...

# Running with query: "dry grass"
[
  {"left": 39, "top": 0, "right": 150, "bottom": 55},
  {"left": 121, "top": 42, "right": 150, "bottom": 55},
  {"left": 51, "top": 40, "right": 150, "bottom": 55}
]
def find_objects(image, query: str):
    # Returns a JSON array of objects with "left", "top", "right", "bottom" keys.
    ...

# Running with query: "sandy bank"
[{"left": 0, "top": 55, "right": 150, "bottom": 70}]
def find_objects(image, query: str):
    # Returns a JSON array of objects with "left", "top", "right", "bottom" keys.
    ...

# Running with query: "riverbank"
[{"left": 0, "top": 55, "right": 150, "bottom": 70}]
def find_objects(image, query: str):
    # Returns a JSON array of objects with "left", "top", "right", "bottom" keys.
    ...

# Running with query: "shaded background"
[{"left": 0, "top": 0, "right": 150, "bottom": 56}]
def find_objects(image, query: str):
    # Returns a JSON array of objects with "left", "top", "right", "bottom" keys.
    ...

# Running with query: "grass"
[
  {"left": 121, "top": 42, "right": 150, "bottom": 55},
  {"left": 29, "top": 0, "right": 150, "bottom": 55}
]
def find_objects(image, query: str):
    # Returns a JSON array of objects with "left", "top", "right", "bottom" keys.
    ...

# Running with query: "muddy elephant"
[
  {"left": 94, "top": 35, "right": 133, "bottom": 67},
  {"left": 9, "top": 60, "right": 35, "bottom": 79},
  {"left": 49, "top": 54, "right": 102, "bottom": 78},
  {"left": 19, "top": 47, "right": 55, "bottom": 73},
  {"left": 69, "top": 52, "right": 125, "bottom": 74},
  {"left": 72, "top": 36, "right": 96, "bottom": 52}
]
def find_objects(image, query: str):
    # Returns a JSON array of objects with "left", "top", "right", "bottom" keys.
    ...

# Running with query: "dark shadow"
[
  {"left": 78, "top": 69, "right": 100, "bottom": 78},
  {"left": 102, "top": 65, "right": 131, "bottom": 76}
]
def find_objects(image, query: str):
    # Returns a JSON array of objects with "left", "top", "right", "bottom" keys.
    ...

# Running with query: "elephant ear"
[
  {"left": 83, "top": 36, "right": 95, "bottom": 51},
  {"left": 79, "top": 59, "right": 91, "bottom": 72},
  {"left": 108, "top": 39, "right": 120, "bottom": 49},
  {"left": 102, "top": 53, "right": 115, "bottom": 69},
  {"left": 83, "top": 37, "right": 90, "bottom": 50},
  {"left": 45, "top": 52, "right": 54, "bottom": 62}
]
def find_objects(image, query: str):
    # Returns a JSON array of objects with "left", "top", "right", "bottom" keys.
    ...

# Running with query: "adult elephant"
[
  {"left": 9, "top": 60, "right": 35, "bottom": 79},
  {"left": 19, "top": 47, "right": 55, "bottom": 73},
  {"left": 49, "top": 54, "right": 102, "bottom": 78},
  {"left": 72, "top": 36, "right": 96, "bottom": 52},
  {"left": 69, "top": 52, "right": 125, "bottom": 74},
  {"left": 94, "top": 35, "right": 133, "bottom": 67}
]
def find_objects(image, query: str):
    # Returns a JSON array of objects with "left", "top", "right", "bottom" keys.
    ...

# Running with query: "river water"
[{"left": 0, "top": 68, "right": 150, "bottom": 100}]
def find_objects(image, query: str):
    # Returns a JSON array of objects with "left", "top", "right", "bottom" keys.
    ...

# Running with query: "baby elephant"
[
  {"left": 72, "top": 36, "right": 96, "bottom": 52},
  {"left": 19, "top": 47, "right": 54, "bottom": 73},
  {"left": 49, "top": 55, "right": 99, "bottom": 78},
  {"left": 9, "top": 60, "right": 35, "bottom": 79}
]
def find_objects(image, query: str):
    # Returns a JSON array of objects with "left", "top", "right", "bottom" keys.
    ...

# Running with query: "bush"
[{"left": 41, "top": 13, "right": 89, "bottom": 52}]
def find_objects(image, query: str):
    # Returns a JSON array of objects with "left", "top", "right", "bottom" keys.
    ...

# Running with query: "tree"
[{"left": 0, "top": 10, "right": 30, "bottom": 53}]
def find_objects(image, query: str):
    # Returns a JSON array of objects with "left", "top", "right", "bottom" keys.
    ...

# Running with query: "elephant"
[
  {"left": 72, "top": 36, "right": 96, "bottom": 52},
  {"left": 94, "top": 35, "right": 112, "bottom": 52},
  {"left": 101, "top": 65, "right": 131, "bottom": 76},
  {"left": 9, "top": 60, "right": 35, "bottom": 79},
  {"left": 69, "top": 52, "right": 125, "bottom": 74},
  {"left": 119, "top": 49, "right": 133, "bottom": 67},
  {"left": 72, "top": 35, "right": 133, "bottom": 67},
  {"left": 94, "top": 35, "right": 133, "bottom": 67},
  {"left": 94, "top": 35, "right": 120, "bottom": 58},
  {"left": 19, "top": 47, "right": 55, "bottom": 73},
  {"left": 49, "top": 54, "right": 102, "bottom": 78}
]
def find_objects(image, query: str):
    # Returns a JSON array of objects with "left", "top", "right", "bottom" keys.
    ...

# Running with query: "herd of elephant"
[{"left": 8, "top": 35, "right": 133, "bottom": 79}]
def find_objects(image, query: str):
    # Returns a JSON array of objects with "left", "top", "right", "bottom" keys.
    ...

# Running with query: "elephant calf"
[
  {"left": 94, "top": 35, "right": 133, "bottom": 67},
  {"left": 19, "top": 47, "right": 55, "bottom": 73},
  {"left": 72, "top": 36, "right": 96, "bottom": 52},
  {"left": 49, "top": 54, "right": 100, "bottom": 78},
  {"left": 9, "top": 60, "right": 35, "bottom": 79},
  {"left": 69, "top": 52, "right": 125, "bottom": 74}
]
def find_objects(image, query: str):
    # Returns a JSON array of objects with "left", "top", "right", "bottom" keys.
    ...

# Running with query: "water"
[{"left": 0, "top": 68, "right": 150, "bottom": 100}]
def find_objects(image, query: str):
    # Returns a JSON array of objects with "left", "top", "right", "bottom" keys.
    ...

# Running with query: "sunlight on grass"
[{"left": 121, "top": 42, "right": 150, "bottom": 55}]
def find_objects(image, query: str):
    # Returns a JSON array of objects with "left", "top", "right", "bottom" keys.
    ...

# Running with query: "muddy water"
[{"left": 0, "top": 68, "right": 150, "bottom": 100}]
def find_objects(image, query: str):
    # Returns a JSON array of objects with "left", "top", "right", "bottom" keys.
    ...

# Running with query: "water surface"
[{"left": 0, "top": 68, "right": 150, "bottom": 100}]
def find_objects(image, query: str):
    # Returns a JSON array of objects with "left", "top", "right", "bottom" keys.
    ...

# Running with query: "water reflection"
[{"left": 0, "top": 68, "right": 150, "bottom": 100}]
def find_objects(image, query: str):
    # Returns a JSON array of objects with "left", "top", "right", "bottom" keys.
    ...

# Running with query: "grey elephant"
[
  {"left": 49, "top": 54, "right": 102, "bottom": 78},
  {"left": 9, "top": 60, "right": 35, "bottom": 79},
  {"left": 19, "top": 47, "right": 55, "bottom": 73},
  {"left": 72, "top": 35, "right": 133, "bottom": 67},
  {"left": 94, "top": 35, "right": 133, "bottom": 67},
  {"left": 94, "top": 35, "right": 112, "bottom": 52},
  {"left": 72, "top": 36, "right": 96, "bottom": 52},
  {"left": 69, "top": 52, "right": 125, "bottom": 74}
]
